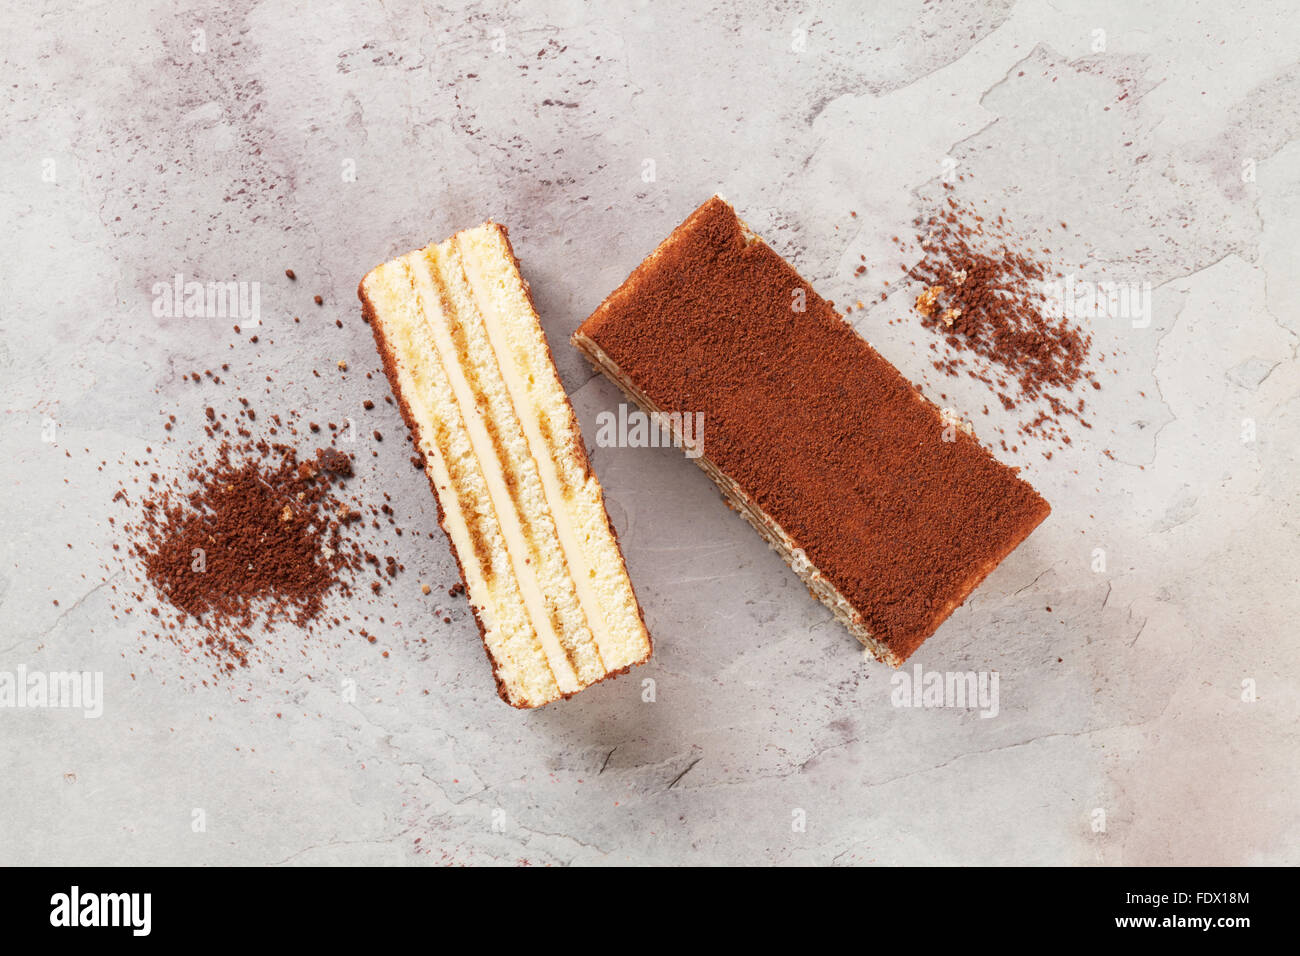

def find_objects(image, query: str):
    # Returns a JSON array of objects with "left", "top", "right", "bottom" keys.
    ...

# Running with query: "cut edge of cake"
[
  {"left": 360, "top": 221, "right": 652, "bottom": 707},
  {"left": 572, "top": 195, "right": 1050, "bottom": 667}
]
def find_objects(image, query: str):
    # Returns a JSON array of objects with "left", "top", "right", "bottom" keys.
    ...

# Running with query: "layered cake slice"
[
  {"left": 359, "top": 223, "right": 651, "bottom": 707},
  {"left": 573, "top": 196, "right": 1050, "bottom": 665}
]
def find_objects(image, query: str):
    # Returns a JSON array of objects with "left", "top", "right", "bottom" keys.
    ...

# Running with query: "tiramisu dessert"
[
  {"left": 573, "top": 196, "right": 1050, "bottom": 665},
  {"left": 360, "top": 223, "right": 651, "bottom": 707}
]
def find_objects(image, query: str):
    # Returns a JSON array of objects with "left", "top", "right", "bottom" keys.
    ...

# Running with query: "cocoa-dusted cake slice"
[{"left": 573, "top": 196, "right": 1050, "bottom": 665}]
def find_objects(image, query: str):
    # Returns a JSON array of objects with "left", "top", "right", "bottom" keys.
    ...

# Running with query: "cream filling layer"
[
  {"left": 405, "top": 254, "right": 582, "bottom": 694},
  {"left": 433, "top": 240, "right": 604, "bottom": 684},
  {"left": 362, "top": 267, "right": 559, "bottom": 705},
  {"left": 456, "top": 236, "right": 621, "bottom": 669}
]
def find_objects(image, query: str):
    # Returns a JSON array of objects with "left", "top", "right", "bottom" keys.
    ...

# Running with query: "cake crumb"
[{"left": 916, "top": 285, "right": 943, "bottom": 318}]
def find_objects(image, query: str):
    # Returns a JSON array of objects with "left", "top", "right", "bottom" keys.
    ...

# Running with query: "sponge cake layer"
[{"left": 361, "top": 223, "right": 652, "bottom": 706}]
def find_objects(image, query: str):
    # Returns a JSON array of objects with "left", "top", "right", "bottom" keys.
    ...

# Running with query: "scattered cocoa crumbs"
[
  {"left": 315, "top": 446, "right": 353, "bottom": 478},
  {"left": 890, "top": 180, "right": 1098, "bottom": 448},
  {"left": 285, "top": 269, "right": 296, "bottom": 280},
  {"left": 314, "top": 295, "right": 324, "bottom": 305}
]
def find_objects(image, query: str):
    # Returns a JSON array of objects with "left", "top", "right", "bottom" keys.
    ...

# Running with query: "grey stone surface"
[{"left": 2, "top": 0, "right": 1297, "bottom": 866}]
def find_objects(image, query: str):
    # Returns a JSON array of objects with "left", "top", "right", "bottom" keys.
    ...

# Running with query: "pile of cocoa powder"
[{"left": 110, "top": 393, "right": 407, "bottom": 684}]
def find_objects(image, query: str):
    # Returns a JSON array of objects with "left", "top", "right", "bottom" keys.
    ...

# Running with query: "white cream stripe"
[
  {"left": 404, "top": 255, "right": 581, "bottom": 694},
  {"left": 456, "top": 235, "right": 617, "bottom": 668}
]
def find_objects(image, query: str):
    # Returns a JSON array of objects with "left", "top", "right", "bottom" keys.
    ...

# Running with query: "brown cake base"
[{"left": 573, "top": 196, "right": 1051, "bottom": 665}]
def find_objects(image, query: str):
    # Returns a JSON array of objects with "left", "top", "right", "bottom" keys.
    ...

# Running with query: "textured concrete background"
[{"left": 2, "top": 0, "right": 1297, "bottom": 865}]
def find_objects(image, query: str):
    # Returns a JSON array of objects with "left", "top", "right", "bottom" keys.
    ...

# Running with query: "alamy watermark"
[
  {"left": 152, "top": 273, "right": 260, "bottom": 326},
  {"left": 50, "top": 886, "right": 150, "bottom": 936},
  {"left": 0, "top": 666, "right": 103, "bottom": 718},
  {"left": 594, "top": 403, "right": 705, "bottom": 459},
  {"left": 890, "top": 663, "right": 999, "bottom": 718},
  {"left": 1041, "top": 274, "right": 1151, "bottom": 329}
]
